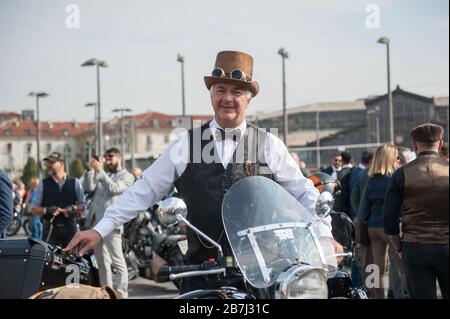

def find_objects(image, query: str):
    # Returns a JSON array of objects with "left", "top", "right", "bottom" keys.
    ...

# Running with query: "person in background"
[
  {"left": 384, "top": 123, "right": 448, "bottom": 299},
  {"left": 340, "top": 150, "right": 373, "bottom": 290},
  {"left": 0, "top": 169, "right": 13, "bottom": 238},
  {"left": 337, "top": 151, "right": 353, "bottom": 181},
  {"left": 360, "top": 144, "right": 405, "bottom": 299},
  {"left": 397, "top": 147, "right": 411, "bottom": 166},
  {"left": 26, "top": 177, "right": 42, "bottom": 240},
  {"left": 351, "top": 149, "right": 375, "bottom": 298},
  {"left": 83, "top": 148, "right": 135, "bottom": 298},
  {"left": 30, "top": 152, "right": 86, "bottom": 247},
  {"left": 290, "top": 152, "right": 310, "bottom": 177},
  {"left": 321, "top": 153, "right": 342, "bottom": 180},
  {"left": 387, "top": 147, "right": 412, "bottom": 299}
]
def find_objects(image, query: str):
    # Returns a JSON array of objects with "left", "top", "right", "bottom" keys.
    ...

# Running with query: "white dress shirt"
[
  {"left": 330, "top": 165, "right": 340, "bottom": 180},
  {"left": 94, "top": 119, "right": 333, "bottom": 239}
]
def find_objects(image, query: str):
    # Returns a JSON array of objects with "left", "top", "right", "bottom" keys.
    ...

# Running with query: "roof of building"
[
  {"left": 433, "top": 96, "right": 449, "bottom": 108},
  {"left": 0, "top": 120, "right": 92, "bottom": 137},
  {"left": 254, "top": 99, "right": 366, "bottom": 121},
  {"left": 112, "top": 111, "right": 213, "bottom": 129},
  {"left": 0, "top": 112, "right": 21, "bottom": 122},
  {"left": 366, "top": 85, "right": 434, "bottom": 105}
]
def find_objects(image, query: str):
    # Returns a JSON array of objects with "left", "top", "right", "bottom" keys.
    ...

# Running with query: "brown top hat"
[
  {"left": 204, "top": 51, "right": 260, "bottom": 97},
  {"left": 410, "top": 123, "right": 444, "bottom": 143}
]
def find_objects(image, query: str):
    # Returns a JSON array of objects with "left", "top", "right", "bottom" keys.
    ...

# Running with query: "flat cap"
[
  {"left": 410, "top": 123, "right": 444, "bottom": 143},
  {"left": 43, "top": 151, "right": 64, "bottom": 162}
]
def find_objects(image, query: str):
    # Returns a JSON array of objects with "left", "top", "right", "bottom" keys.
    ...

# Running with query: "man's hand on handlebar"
[{"left": 63, "top": 230, "right": 102, "bottom": 257}]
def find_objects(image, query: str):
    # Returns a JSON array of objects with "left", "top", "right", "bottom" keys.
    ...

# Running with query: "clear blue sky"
[{"left": 0, "top": 0, "right": 448, "bottom": 122}]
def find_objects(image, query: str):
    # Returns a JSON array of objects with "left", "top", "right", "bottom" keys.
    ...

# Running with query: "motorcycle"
[
  {"left": 122, "top": 207, "right": 187, "bottom": 288},
  {"left": 327, "top": 210, "right": 367, "bottom": 299},
  {"left": 158, "top": 176, "right": 364, "bottom": 299},
  {"left": 6, "top": 194, "right": 32, "bottom": 237}
]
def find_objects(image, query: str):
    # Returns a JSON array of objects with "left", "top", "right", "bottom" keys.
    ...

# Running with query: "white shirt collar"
[{"left": 210, "top": 118, "right": 247, "bottom": 142}]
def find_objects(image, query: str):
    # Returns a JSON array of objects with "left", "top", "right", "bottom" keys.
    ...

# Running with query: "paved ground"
[{"left": 128, "top": 277, "right": 179, "bottom": 299}]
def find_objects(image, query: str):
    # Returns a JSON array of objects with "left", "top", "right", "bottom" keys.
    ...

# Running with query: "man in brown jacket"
[{"left": 383, "top": 123, "right": 449, "bottom": 299}]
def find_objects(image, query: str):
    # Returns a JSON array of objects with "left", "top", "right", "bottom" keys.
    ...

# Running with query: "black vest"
[
  {"left": 41, "top": 176, "right": 77, "bottom": 225},
  {"left": 174, "top": 121, "right": 274, "bottom": 264}
]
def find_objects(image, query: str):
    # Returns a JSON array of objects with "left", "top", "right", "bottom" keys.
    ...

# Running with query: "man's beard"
[
  {"left": 107, "top": 163, "right": 119, "bottom": 173},
  {"left": 47, "top": 169, "right": 55, "bottom": 176}
]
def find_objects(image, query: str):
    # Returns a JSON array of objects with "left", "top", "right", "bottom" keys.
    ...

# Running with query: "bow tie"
[{"left": 215, "top": 128, "right": 242, "bottom": 142}]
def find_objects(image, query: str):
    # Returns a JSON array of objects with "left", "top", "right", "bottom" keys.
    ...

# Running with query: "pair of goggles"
[{"left": 211, "top": 68, "right": 249, "bottom": 81}]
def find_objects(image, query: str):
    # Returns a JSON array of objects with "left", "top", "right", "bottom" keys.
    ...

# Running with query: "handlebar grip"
[{"left": 159, "top": 264, "right": 203, "bottom": 276}]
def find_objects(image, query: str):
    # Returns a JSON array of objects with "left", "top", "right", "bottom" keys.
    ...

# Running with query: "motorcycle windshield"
[{"left": 222, "top": 176, "right": 325, "bottom": 289}]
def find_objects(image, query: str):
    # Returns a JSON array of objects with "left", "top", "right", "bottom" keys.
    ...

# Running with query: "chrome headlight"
[{"left": 275, "top": 265, "right": 328, "bottom": 299}]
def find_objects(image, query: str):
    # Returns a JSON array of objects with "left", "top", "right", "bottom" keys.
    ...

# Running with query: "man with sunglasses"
[
  {"left": 83, "top": 147, "right": 135, "bottom": 298},
  {"left": 66, "top": 51, "right": 341, "bottom": 294},
  {"left": 321, "top": 153, "right": 342, "bottom": 180}
]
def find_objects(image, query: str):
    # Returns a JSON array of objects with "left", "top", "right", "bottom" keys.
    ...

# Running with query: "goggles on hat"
[{"left": 211, "top": 68, "right": 250, "bottom": 81}]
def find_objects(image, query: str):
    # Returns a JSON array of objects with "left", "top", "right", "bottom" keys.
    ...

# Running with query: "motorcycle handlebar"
[{"left": 159, "top": 264, "right": 205, "bottom": 276}]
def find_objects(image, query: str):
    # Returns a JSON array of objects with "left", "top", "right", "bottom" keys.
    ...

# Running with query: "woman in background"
[{"left": 360, "top": 144, "right": 399, "bottom": 299}]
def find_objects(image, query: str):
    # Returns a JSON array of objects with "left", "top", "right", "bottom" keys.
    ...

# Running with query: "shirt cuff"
[{"left": 93, "top": 218, "right": 116, "bottom": 239}]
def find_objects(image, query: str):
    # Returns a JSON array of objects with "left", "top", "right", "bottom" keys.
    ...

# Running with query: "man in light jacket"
[{"left": 83, "top": 148, "right": 135, "bottom": 298}]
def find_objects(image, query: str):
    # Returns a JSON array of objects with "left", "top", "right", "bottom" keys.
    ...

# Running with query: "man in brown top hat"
[
  {"left": 384, "top": 123, "right": 449, "bottom": 299},
  {"left": 65, "top": 50, "right": 342, "bottom": 294}
]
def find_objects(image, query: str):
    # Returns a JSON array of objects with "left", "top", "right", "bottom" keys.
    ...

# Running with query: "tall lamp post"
[
  {"left": 112, "top": 108, "right": 132, "bottom": 164},
  {"left": 367, "top": 106, "right": 381, "bottom": 144},
  {"left": 85, "top": 102, "right": 97, "bottom": 155},
  {"left": 28, "top": 91, "right": 49, "bottom": 179},
  {"left": 81, "top": 58, "right": 108, "bottom": 154},
  {"left": 177, "top": 54, "right": 186, "bottom": 116},
  {"left": 377, "top": 37, "right": 394, "bottom": 145},
  {"left": 278, "top": 47, "right": 289, "bottom": 145}
]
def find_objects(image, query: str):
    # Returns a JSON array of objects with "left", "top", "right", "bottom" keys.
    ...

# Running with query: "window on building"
[
  {"left": 164, "top": 135, "right": 170, "bottom": 143},
  {"left": 46, "top": 143, "right": 52, "bottom": 153},
  {"left": 7, "top": 143, "right": 12, "bottom": 154},
  {"left": 146, "top": 136, "right": 152, "bottom": 151},
  {"left": 25, "top": 143, "right": 32, "bottom": 154}
]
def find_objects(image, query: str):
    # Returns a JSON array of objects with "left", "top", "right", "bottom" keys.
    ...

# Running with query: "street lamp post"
[
  {"left": 63, "top": 129, "right": 70, "bottom": 168},
  {"left": 81, "top": 58, "right": 108, "bottom": 155},
  {"left": 367, "top": 106, "right": 381, "bottom": 144},
  {"left": 315, "top": 111, "right": 321, "bottom": 169},
  {"left": 112, "top": 108, "right": 132, "bottom": 164},
  {"left": 130, "top": 121, "right": 136, "bottom": 169},
  {"left": 378, "top": 37, "right": 394, "bottom": 145},
  {"left": 278, "top": 48, "right": 289, "bottom": 145},
  {"left": 177, "top": 54, "right": 186, "bottom": 116},
  {"left": 28, "top": 91, "right": 49, "bottom": 179},
  {"left": 85, "top": 102, "right": 97, "bottom": 155}
]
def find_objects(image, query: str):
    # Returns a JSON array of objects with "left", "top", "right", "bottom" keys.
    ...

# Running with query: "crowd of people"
[
  {"left": 0, "top": 128, "right": 448, "bottom": 299},
  {"left": 0, "top": 149, "right": 134, "bottom": 298},
  {"left": 0, "top": 50, "right": 448, "bottom": 300},
  {"left": 296, "top": 126, "right": 448, "bottom": 299}
]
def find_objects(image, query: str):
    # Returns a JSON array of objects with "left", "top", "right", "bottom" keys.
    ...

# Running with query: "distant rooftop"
[{"left": 255, "top": 99, "right": 366, "bottom": 120}]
